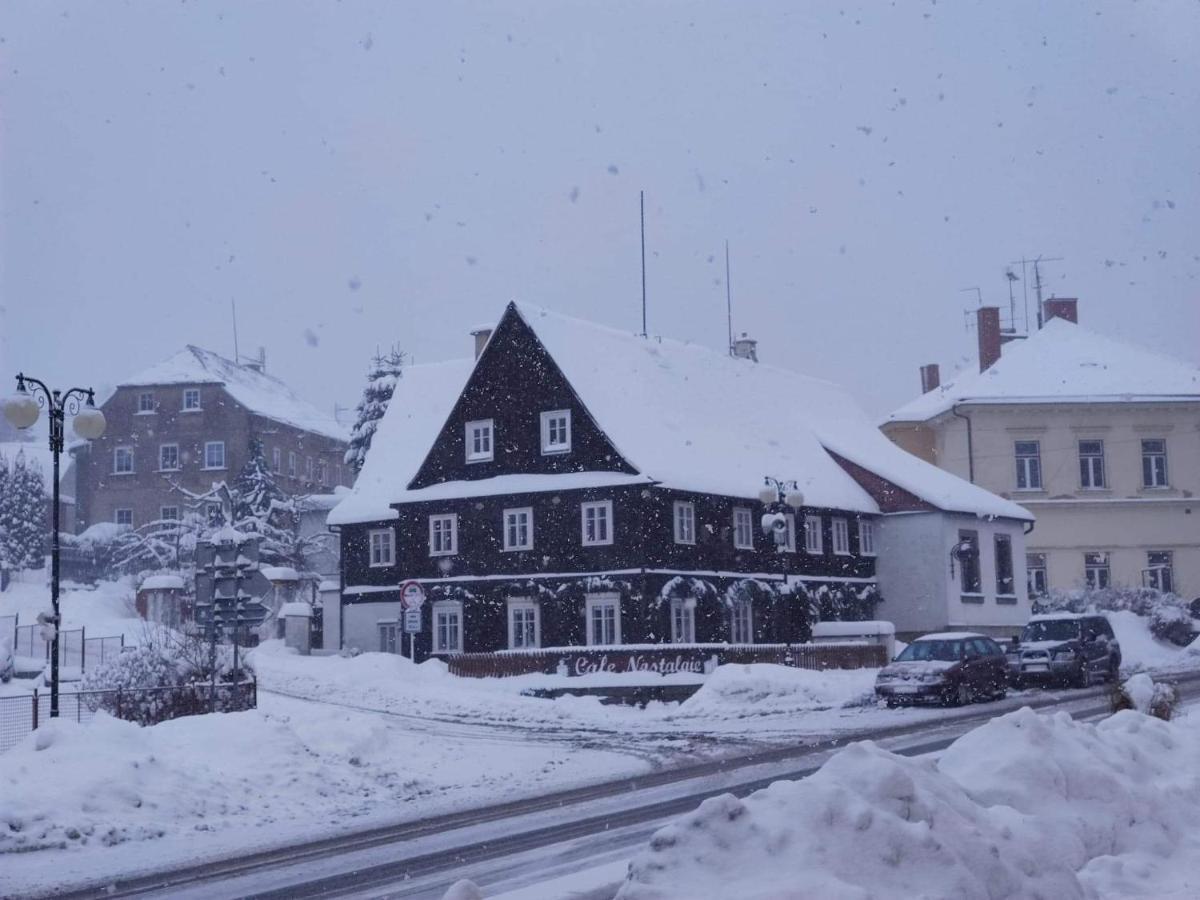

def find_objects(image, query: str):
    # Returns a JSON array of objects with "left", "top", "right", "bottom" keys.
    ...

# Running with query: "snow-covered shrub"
[
  {"left": 1112, "top": 673, "right": 1177, "bottom": 721},
  {"left": 1037, "top": 586, "right": 1194, "bottom": 645},
  {"left": 0, "top": 634, "right": 13, "bottom": 683}
]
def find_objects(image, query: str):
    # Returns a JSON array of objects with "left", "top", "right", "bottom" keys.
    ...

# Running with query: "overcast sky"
[{"left": 2, "top": 1, "right": 1197, "bottom": 425}]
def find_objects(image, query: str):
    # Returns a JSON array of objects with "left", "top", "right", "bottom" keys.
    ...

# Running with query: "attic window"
[
  {"left": 540, "top": 409, "right": 571, "bottom": 454},
  {"left": 137, "top": 392, "right": 156, "bottom": 414},
  {"left": 466, "top": 419, "right": 494, "bottom": 463},
  {"left": 183, "top": 389, "right": 201, "bottom": 411}
]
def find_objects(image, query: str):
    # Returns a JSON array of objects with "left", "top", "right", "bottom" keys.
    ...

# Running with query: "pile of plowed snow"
[{"left": 617, "top": 705, "right": 1200, "bottom": 899}]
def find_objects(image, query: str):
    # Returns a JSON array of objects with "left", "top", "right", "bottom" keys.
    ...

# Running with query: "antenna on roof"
[
  {"left": 231, "top": 299, "right": 240, "bottom": 362},
  {"left": 1009, "top": 255, "right": 1063, "bottom": 329},
  {"left": 1005, "top": 268, "right": 1021, "bottom": 334},
  {"left": 725, "top": 239, "right": 734, "bottom": 356},
  {"left": 640, "top": 191, "right": 648, "bottom": 337}
]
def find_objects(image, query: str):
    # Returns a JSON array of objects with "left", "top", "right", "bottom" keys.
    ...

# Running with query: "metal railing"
[{"left": 11, "top": 625, "right": 125, "bottom": 672}]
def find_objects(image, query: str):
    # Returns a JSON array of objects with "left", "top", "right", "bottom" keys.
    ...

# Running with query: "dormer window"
[
  {"left": 540, "top": 409, "right": 571, "bottom": 454},
  {"left": 465, "top": 419, "right": 494, "bottom": 463}
]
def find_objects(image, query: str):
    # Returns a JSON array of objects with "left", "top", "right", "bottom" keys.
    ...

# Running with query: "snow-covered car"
[
  {"left": 875, "top": 633, "right": 1008, "bottom": 707},
  {"left": 1006, "top": 613, "right": 1121, "bottom": 688}
]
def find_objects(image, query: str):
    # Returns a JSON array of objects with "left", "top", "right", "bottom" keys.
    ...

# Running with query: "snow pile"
[
  {"left": 617, "top": 706, "right": 1200, "bottom": 900},
  {"left": 1108, "top": 610, "right": 1191, "bottom": 672},
  {"left": 675, "top": 664, "right": 877, "bottom": 717}
]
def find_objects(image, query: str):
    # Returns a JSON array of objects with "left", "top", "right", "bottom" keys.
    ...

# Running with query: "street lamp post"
[
  {"left": 2, "top": 373, "right": 106, "bottom": 718},
  {"left": 760, "top": 477, "right": 804, "bottom": 645}
]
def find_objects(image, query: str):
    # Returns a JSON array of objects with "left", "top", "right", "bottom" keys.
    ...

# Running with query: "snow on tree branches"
[
  {"left": 344, "top": 346, "right": 405, "bottom": 473},
  {"left": 0, "top": 449, "right": 47, "bottom": 570}
]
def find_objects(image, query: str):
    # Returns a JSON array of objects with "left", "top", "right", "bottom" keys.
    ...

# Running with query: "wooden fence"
[{"left": 446, "top": 641, "right": 887, "bottom": 679}]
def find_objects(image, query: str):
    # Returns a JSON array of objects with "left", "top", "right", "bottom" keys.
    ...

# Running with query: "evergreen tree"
[
  {"left": 0, "top": 450, "right": 47, "bottom": 570},
  {"left": 344, "top": 346, "right": 405, "bottom": 473},
  {"left": 0, "top": 452, "right": 9, "bottom": 567},
  {"left": 230, "top": 439, "right": 291, "bottom": 564}
]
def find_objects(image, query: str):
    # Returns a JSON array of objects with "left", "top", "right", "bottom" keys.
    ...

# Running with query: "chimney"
[
  {"left": 470, "top": 327, "right": 492, "bottom": 360},
  {"left": 1042, "top": 297, "right": 1078, "bottom": 325},
  {"left": 731, "top": 332, "right": 758, "bottom": 362},
  {"left": 976, "top": 306, "right": 1002, "bottom": 372},
  {"left": 919, "top": 363, "right": 941, "bottom": 394},
  {"left": 244, "top": 347, "right": 267, "bottom": 373}
]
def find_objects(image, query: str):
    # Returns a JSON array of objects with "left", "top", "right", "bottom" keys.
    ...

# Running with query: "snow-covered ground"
[{"left": 617, "top": 701, "right": 1200, "bottom": 899}]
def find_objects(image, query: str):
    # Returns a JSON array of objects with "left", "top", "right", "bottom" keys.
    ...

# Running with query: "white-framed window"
[
  {"left": 1084, "top": 551, "right": 1110, "bottom": 589},
  {"left": 508, "top": 598, "right": 541, "bottom": 649},
  {"left": 804, "top": 515, "right": 823, "bottom": 554},
  {"left": 1144, "top": 551, "right": 1174, "bottom": 593},
  {"left": 272, "top": 448, "right": 281, "bottom": 473},
  {"left": 1015, "top": 440, "right": 1042, "bottom": 490},
  {"left": 114, "top": 508, "right": 133, "bottom": 527},
  {"left": 858, "top": 520, "right": 876, "bottom": 556},
  {"left": 160, "top": 505, "right": 179, "bottom": 521},
  {"left": 158, "top": 443, "right": 180, "bottom": 471},
  {"left": 432, "top": 601, "right": 463, "bottom": 654},
  {"left": 729, "top": 599, "right": 753, "bottom": 644},
  {"left": 113, "top": 446, "right": 135, "bottom": 474},
  {"left": 288, "top": 451, "right": 297, "bottom": 478},
  {"left": 137, "top": 392, "right": 156, "bottom": 413},
  {"left": 316, "top": 459, "right": 327, "bottom": 486},
  {"left": 958, "top": 530, "right": 981, "bottom": 594},
  {"left": 203, "top": 441, "right": 226, "bottom": 470},
  {"left": 182, "top": 388, "right": 201, "bottom": 411},
  {"left": 305, "top": 457, "right": 313, "bottom": 482},
  {"left": 670, "top": 598, "right": 696, "bottom": 643},
  {"left": 585, "top": 594, "right": 621, "bottom": 646},
  {"left": 369, "top": 529, "right": 394, "bottom": 567},
  {"left": 429, "top": 514, "right": 458, "bottom": 556},
  {"left": 465, "top": 419, "right": 494, "bottom": 462},
  {"left": 831, "top": 518, "right": 850, "bottom": 555},
  {"left": 581, "top": 500, "right": 613, "bottom": 546},
  {"left": 1079, "top": 440, "right": 1106, "bottom": 489},
  {"left": 994, "top": 534, "right": 1015, "bottom": 595},
  {"left": 732, "top": 507, "right": 754, "bottom": 550},
  {"left": 503, "top": 507, "right": 533, "bottom": 551},
  {"left": 1141, "top": 439, "right": 1168, "bottom": 488},
  {"left": 673, "top": 501, "right": 696, "bottom": 545},
  {"left": 783, "top": 513, "right": 797, "bottom": 552},
  {"left": 1026, "top": 553, "right": 1047, "bottom": 597},
  {"left": 379, "top": 622, "right": 402, "bottom": 655},
  {"left": 540, "top": 409, "right": 572, "bottom": 454}
]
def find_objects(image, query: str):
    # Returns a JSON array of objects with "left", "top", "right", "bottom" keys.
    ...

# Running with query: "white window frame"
[
  {"left": 585, "top": 593, "right": 622, "bottom": 646},
  {"left": 203, "top": 441, "right": 226, "bottom": 470},
  {"left": 581, "top": 500, "right": 613, "bottom": 546},
  {"left": 670, "top": 598, "right": 696, "bottom": 643},
  {"left": 540, "top": 409, "right": 572, "bottom": 454},
  {"left": 272, "top": 447, "right": 281, "bottom": 473},
  {"left": 673, "top": 501, "right": 696, "bottom": 545},
  {"left": 465, "top": 418, "right": 494, "bottom": 463},
  {"left": 858, "top": 520, "right": 876, "bottom": 556},
  {"left": 158, "top": 443, "right": 180, "bottom": 472},
  {"left": 113, "top": 446, "right": 135, "bottom": 475},
  {"left": 137, "top": 392, "right": 156, "bottom": 414},
  {"left": 429, "top": 513, "right": 458, "bottom": 556},
  {"left": 1141, "top": 439, "right": 1169, "bottom": 488},
  {"left": 368, "top": 529, "right": 394, "bottom": 567},
  {"left": 316, "top": 459, "right": 327, "bottom": 486},
  {"left": 503, "top": 507, "right": 534, "bottom": 551},
  {"left": 804, "top": 515, "right": 823, "bottom": 554},
  {"left": 732, "top": 507, "right": 754, "bottom": 550},
  {"left": 507, "top": 598, "right": 541, "bottom": 650},
  {"left": 1144, "top": 550, "right": 1174, "bottom": 593},
  {"left": 831, "top": 518, "right": 851, "bottom": 555},
  {"left": 1014, "top": 440, "right": 1042, "bottom": 491},
  {"left": 160, "top": 505, "right": 179, "bottom": 521},
  {"left": 182, "top": 388, "right": 201, "bottom": 411},
  {"left": 1026, "top": 553, "right": 1048, "bottom": 597},
  {"left": 783, "top": 513, "right": 797, "bottom": 552},
  {"left": 1079, "top": 440, "right": 1106, "bottom": 490},
  {"left": 288, "top": 451, "right": 297, "bottom": 478},
  {"left": 305, "top": 457, "right": 313, "bottom": 482},
  {"left": 432, "top": 601, "right": 464, "bottom": 654},
  {"left": 1084, "top": 551, "right": 1110, "bottom": 590},
  {"left": 114, "top": 508, "right": 133, "bottom": 527},
  {"left": 729, "top": 599, "right": 753, "bottom": 644}
]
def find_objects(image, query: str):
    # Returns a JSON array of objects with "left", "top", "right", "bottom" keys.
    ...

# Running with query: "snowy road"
[{"left": 51, "top": 671, "right": 1200, "bottom": 900}]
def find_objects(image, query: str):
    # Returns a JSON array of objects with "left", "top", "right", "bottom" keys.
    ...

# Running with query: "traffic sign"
[
  {"left": 403, "top": 610, "right": 422, "bottom": 633},
  {"left": 400, "top": 581, "right": 426, "bottom": 611}
]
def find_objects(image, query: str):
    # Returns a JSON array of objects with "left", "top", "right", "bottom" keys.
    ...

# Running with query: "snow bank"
[
  {"left": 1108, "top": 610, "right": 1190, "bottom": 671},
  {"left": 676, "top": 664, "right": 877, "bottom": 717},
  {"left": 617, "top": 706, "right": 1200, "bottom": 900}
]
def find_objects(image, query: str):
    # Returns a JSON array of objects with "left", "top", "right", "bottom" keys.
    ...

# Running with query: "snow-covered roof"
[
  {"left": 812, "top": 620, "right": 895, "bottom": 637},
  {"left": 140, "top": 574, "right": 185, "bottom": 590},
  {"left": 261, "top": 566, "right": 300, "bottom": 582},
  {"left": 329, "top": 303, "right": 1030, "bottom": 525},
  {"left": 327, "top": 359, "right": 476, "bottom": 525},
  {"left": 887, "top": 318, "right": 1200, "bottom": 424},
  {"left": 118, "top": 346, "right": 347, "bottom": 441},
  {"left": 279, "top": 601, "right": 313, "bottom": 617}
]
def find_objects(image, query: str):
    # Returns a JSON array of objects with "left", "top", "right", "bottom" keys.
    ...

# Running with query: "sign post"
[{"left": 400, "top": 580, "right": 426, "bottom": 660}]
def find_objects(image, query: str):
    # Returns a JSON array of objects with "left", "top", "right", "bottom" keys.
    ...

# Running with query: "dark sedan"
[{"left": 875, "top": 632, "right": 1009, "bottom": 707}]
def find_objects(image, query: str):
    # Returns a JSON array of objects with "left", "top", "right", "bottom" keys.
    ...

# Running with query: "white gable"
[
  {"left": 887, "top": 318, "right": 1200, "bottom": 424},
  {"left": 120, "top": 345, "right": 347, "bottom": 441}
]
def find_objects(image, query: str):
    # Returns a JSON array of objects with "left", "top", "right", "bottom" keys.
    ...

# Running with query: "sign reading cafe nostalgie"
[{"left": 560, "top": 650, "right": 718, "bottom": 677}]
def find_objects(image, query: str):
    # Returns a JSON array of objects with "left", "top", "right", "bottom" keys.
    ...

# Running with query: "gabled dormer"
[{"left": 408, "top": 303, "right": 638, "bottom": 489}]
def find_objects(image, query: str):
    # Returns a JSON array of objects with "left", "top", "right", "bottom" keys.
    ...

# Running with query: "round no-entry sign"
[{"left": 400, "top": 580, "right": 426, "bottom": 611}]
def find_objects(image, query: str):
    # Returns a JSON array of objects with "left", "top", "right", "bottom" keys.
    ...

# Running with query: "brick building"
[{"left": 73, "top": 346, "right": 350, "bottom": 533}]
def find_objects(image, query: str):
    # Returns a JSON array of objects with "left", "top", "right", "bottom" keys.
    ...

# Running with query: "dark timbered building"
[{"left": 328, "top": 303, "right": 1032, "bottom": 656}]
